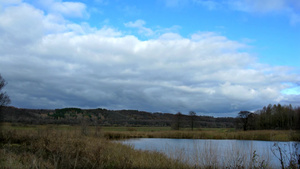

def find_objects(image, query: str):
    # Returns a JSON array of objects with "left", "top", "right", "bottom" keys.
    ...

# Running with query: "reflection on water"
[{"left": 120, "top": 138, "right": 300, "bottom": 168}]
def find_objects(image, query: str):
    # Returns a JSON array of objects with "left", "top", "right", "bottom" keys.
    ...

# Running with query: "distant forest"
[
  {"left": 0, "top": 104, "right": 299, "bottom": 130},
  {"left": 237, "top": 104, "right": 300, "bottom": 131}
]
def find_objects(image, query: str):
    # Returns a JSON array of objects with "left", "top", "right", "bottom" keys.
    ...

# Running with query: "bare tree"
[
  {"left": 0, "top": 74, "right": 11, "bottom": 112},
  {"left": 189, "top": 111, "right": 196, "bottom": 131},
  {"left": 172, "top": 112, "right": 182, "bottom": 130}
]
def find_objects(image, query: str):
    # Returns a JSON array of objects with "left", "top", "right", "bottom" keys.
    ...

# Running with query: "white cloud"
[
  {"left": 50, "top": 1, "right": 87, "bottom": 18},
  {"left": 158, "top": 33, "right": 183, "bottom": 40},
  {"left": 37, "top": 0, "right": 88, "bottom": 18},
  {"left": 0, "top": 2, "right": 299, "bottom": 115},
  {"left": 124, "top": 19, "right": 154, "bottom": 36},
  {"left": 124, "top": 20, "right": 181, "bottom": 38},
  {"left": 0, "top": 3, "right": 44, "bottom": 46}
]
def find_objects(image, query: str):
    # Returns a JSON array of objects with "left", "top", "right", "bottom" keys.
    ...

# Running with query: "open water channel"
[{"left": 120, "top": 138, "right": 299, "bottom": 168}]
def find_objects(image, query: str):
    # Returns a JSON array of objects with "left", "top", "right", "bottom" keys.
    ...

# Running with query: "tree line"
[
  {"left": 237, "top": 104, "right": 300, "bottom": 131},
  {"left": 0, "top": 74, "right": 11, "bottom": 113}
]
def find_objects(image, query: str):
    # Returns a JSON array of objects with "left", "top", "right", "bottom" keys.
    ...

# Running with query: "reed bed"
[
  {"left": 0, "top": 128, "right": 189, "bottom": 169},
  {"left": 162, "top": 140, "right": 273, "bottom": 168},
  {"left": 2, "top": 123, "right": 298, "bottom": 141},
  {"left": 0, "top": 123, "right": 299, "bottom": 168},
  {"left": 103, "top": 129, "right": 299, "bottom": 141}
]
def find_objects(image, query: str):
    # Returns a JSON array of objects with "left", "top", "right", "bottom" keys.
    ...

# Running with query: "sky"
[{"left": 0, "top": 0, "right": 299, "bottom": 117}]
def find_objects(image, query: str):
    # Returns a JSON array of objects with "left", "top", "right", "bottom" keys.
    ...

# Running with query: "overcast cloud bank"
[{"left": 0, "top": 1, "right": 299, "bottom": 116}]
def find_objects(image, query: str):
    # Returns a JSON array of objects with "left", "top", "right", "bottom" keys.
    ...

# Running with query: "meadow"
[
  {"left": 0, "top": 123, "right": 189, "bottom": 169},
  {"left": 1, "top": 123, "right": 299, "bottom": 168},
  {"left": 1, "top": 123, "right": 299, "bottom": 141},
  {"left": 103, "top": 127, "right": 300, "bottom": 141}
]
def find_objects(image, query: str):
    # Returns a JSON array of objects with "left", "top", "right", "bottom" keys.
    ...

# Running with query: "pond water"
[{"left": 120, "top": 138, "right": 300, "bottom": 168}]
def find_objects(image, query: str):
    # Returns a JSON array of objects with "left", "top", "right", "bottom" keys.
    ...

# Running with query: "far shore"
[{"left": 1, "top": 123, "right": 299, "bottom": 141}]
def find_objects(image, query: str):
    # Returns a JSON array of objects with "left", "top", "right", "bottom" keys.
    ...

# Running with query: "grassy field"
[
  {"left": 104, "top": 126, "right": 299, "bottom": 141},
  {"left": 1, "top": 123, "right": 299, "bottom": 141},
  {"left": 0, "top": 126, "right": 189, "bottom": 169},
  {"left": 1, "top": 123, "right": 299, "bottom": 169},
  {"left": 103, "top": 129, "right": 299, "bottom": 141}
]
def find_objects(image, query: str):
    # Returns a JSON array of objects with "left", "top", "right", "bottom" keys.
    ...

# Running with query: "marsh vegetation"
[
  {"left": 121, "top": 138, "right": 300, "bottom": 168},
  {"left": 1, "top": 123, "right": 299, "bottom": 168},
  {"left": 0, "top": 125, "right": 189, "bottom": 169}
]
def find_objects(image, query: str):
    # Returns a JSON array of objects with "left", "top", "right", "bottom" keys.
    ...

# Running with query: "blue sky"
[
  {"left": 84, "top": 0, "right": 300, "bottom": 67},
  {"left": 58, "top": 0, "right": 300, "bottom": 67},
  {"left": 0, "top": 0, "right": 299, "bottom": 116}
]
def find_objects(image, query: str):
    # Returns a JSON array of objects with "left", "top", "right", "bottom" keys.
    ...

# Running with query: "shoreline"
[
  {"left": 1, "top": 123, "right": 299, "bottom": 141},
  {"left": 1, "top": 123, "right": 299, "bottom": 168}
]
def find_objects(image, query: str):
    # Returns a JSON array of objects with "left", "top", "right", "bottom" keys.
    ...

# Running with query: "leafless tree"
[
  {"left": 0, "top": 74, "right": 11, "bottom": 112},
  {"left": 173, "top": 112, "right": 182, "bottom": 130},
  {"left": 189, "top": 111, "right": 196, "bottom": 131}
]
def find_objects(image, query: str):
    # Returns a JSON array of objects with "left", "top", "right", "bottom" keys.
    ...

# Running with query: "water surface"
[{"left": 120, "top": 138, "right": 299, "bottom": 168}]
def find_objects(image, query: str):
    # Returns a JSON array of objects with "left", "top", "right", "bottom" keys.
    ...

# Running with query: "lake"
[{"left": 120, "top": 138, "right": 300, "bottom": 168}]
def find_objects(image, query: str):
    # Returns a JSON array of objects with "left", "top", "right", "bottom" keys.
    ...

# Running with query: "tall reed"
[
  {"left": 0, "top": 128, "right": 190, "bottom": 169},
  {"left": 153, "top": 139, "right": 273, "bottom": 168},
  {"left": 1, "top": 124, "right": 298, "bottom": 168},
  {"left": 103, "top": 129, "right": 299, "bottom": 141}
]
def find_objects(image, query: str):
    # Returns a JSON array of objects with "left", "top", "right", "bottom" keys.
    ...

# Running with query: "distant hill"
[{"left": 0, "top": 106, "right": 236, "bottom": 128}]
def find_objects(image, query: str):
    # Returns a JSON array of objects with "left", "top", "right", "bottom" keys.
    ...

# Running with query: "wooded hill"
[
  {"left": 0, "top": 106, "right": 235, "bottom": 128},
  {"left": 1, "top": 104, "right": 299, "bottom": 130}
]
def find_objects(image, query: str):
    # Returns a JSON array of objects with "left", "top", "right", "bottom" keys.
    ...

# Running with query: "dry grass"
[
  {"left": 103, "top": 129, "right": 299, "bottom": 141},
  {"left": 0, "top": 123, "right": 298, "bottom": 169},
  {"left": 2, "top": 123, "right": 298, "bottom": 141},
  {"left": 0, "top": 127, "right": 189, "bottom": 169}
]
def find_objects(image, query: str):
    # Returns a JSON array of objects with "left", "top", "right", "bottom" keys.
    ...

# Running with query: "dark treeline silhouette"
[
  {"left": 1, "top": 104, "right": 299, "bottom": 130},
  {"left": 236, "top": 104, "right": 300, "bottom": 131},
  {"left": 0, "top": 74, "right": 11, "bottom": 113},
  {"left": 0, "top": 106, "right": 236, "bottom": 128}
]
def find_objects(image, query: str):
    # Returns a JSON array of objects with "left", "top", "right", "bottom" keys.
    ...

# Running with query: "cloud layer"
[{"left": 0, "top": 1, "right": 299, "bottom": 116}]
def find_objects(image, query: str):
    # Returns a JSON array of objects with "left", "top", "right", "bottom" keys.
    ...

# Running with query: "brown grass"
[
  {"left": 2, "top": 123, "right": 298, "bottom": 141},
  {"left": 103, "top": 129, "right": 299, "bottom": 141},
  {"left": 0, "top": 127, "right": 189, "bottom": 169},
  {"left": 0, "top": 123, "right": 298, "bottom": 169}
]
